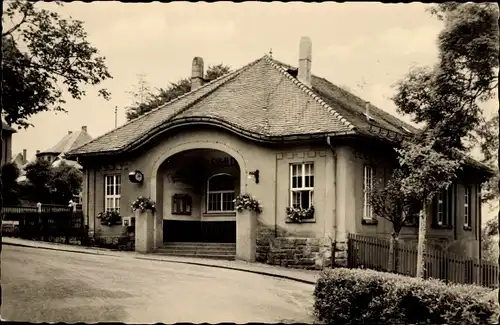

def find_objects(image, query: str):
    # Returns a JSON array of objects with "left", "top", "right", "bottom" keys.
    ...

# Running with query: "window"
[
  {"left": 435, "top": 186, "right": 452, "bottom": 226},
  {"left": 172, "top": 194, "right": 192, "bottom": 215},
  {"left": 105, "top": 175, "right": 121, "bottom": 213},
  {"left": 363, "top": 165, "right": 374, "bottom": 219},
  {"left": 207, "top": 173, "right": 235, "bottom": 212},
  {"left": 290, "top": 163, "right": 314, "bottom": 209},
  {"left": 464, "top": 186, "right": 472, "bottom": 229}
]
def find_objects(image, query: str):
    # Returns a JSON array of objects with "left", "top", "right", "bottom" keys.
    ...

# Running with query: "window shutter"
[
  {"left": 448, "top": 185, "right": 453, "bottom": 226},
  {"left": 432, "top": 195, "right": 438, "bottom": 228}
]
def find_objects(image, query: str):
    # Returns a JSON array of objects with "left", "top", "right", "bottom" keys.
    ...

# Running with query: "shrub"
[
  {"left": 314, "top": 268, "right": 497, "bottom": 325},
  {"left": 234, "top": 193, "right": 262, "bottom": 214},
  {"left": 131, "top": 196, "right": 155, "bottom": 212},
  {"left": 286, "top": 206, "right": 315, "bottom": 223},
  {"left": 97, "top": 210, "right": 122, "bottom": 226}
]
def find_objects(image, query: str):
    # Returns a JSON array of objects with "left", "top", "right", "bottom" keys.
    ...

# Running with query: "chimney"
[
  {"left": 298, "top": 36, "right": 312, "bottom": 88},
  {"left": 68, "top": 131, "right": 73, "bottom": 135},
  {"left": 81, "top": 126, "right": 87, "bottom": 132},
  {"left": 22, "top": 149, "right": 27, "bottom": 163},
  {"left": 36, "top": 150, "right": 40, "bottom": 158},
  {"left": 191, "top": 57, "right": 205, "bottom": 91}
]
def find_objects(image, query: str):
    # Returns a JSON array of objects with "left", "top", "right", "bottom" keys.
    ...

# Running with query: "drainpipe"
[
  {"left": 274, "top": 154, "right": 278, "bottom": 237},
  {"left": 326, "top": 136, "right": 337, "bottom": 257},
  {"left": 93, "top": 169, "right": 97, "bottom": 241},
  {"left": 454, "top": 183, "right": 457, "bottom": 241},
  {"left": 86, "top": 167, "right": 90, "bottom": 227}
]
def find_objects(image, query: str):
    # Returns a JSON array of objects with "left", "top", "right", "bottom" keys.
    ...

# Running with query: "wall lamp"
[{"left": 248, "top": 169, "right": 260, "bottom": 184}]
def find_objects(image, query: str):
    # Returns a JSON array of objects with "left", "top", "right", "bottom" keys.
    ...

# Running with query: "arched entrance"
[{"left": 155, "top": 148, "right": 242, "bottom": 243}]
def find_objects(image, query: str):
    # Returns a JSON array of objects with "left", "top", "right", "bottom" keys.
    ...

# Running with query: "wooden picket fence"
[{"left": 347, "top": 233, "right": 499, "bottom": 289}]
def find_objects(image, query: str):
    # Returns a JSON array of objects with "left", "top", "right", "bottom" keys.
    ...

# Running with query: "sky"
[{"left": 6, "top": 2, "right": 498, "bottom": 219}]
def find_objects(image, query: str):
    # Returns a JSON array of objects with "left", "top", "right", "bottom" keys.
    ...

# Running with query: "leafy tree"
[
  {"left": 1, "top": 163, "right": 21, "bottom": 206},
  {"left": 125, "top": 64, "right": 232, "bottom": 121},
  {"left": 2, "top": 0, "right": 112, "bottom": 129},
  {"left": 390, "top": 3, "right": 498, "bottom": 278},
  {"left": 396, "top": 138, "right": 463, "bottom": 277},
  {"left": 369, "top": 169, "right": 420, "bottom": 271},
  {"left": 476, "top": 113, "right": 499, "bottom": 207},
  {"left": 482, "top": 218, "right": 499, "bottom": 264},
  {"left": 21, "top": 159, "right": 83, "bottom": 205},
  {"left": 23, "top": 159, "right": 53, "bottom": 203},
  {"left": 49, "top": 161, "right": 83, "bottom": 205}
]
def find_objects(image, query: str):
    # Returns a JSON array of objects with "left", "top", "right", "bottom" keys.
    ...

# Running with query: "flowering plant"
[
  {"left": 97, "top": 210, "right": 122, "bottom": 226},
  {"left": 286, "top": 206, "right": 315, "bottom": 223},
  {"left": 234, "top": 193, "right": 262, "bottom": 214},
  {"left": 131, "top": 196, "right": 156, "bottom": 212}
]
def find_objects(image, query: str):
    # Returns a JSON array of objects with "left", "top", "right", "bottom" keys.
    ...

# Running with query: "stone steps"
[{"left": 155, "top": 242, "right": 236, "bottom": 260}]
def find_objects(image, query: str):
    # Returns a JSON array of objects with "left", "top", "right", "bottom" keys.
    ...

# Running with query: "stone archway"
[{"left": 149, "top": 140, "right": 248, "bottom": 251}]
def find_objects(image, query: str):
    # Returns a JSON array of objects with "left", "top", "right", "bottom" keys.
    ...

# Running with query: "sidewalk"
[{"left": 2, "top": 237, "right": 321, "bottom": 285}]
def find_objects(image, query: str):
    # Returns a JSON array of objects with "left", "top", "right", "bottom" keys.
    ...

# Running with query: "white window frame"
[
  {"left": 105, "top": 175, "right": 121, "bottom": 213},
  {"left": 363, "top": 165, "right": 374, "bottom": 220},
  {"left": 464, "top": 186, "right": 471, "bottom": 228},
  {"left": 206, "top": 173, "right": 235, "bottom": 213},
  {"left": 436, "top": 186, "right": 451, "bottom": 226},
  {"left": 289, "top": 162, "right": 314, "bottom": 209}
]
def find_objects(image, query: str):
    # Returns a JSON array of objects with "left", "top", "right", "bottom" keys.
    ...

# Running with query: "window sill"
[
  {"left": 285, "top": 218, "right": 316, "bottom": 224},
  {"left": 172, "top": 212, "right": 192, "bottom": 216},
  {"left": 431, "top": 224, "right": 453, "bottom": 230},
  {"left": 361, "top": 218, "right": 378, "bottom": 226},
  {"left": 203, "top": 212, "right": 236, "bottom": 218},
  {"left": 463, "top": 225, "right": 472, "bottom": 231}
]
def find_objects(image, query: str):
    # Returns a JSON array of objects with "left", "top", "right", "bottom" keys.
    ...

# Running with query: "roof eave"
[{"left": 66, "top": 118, "right": 358, "bottom": 158}]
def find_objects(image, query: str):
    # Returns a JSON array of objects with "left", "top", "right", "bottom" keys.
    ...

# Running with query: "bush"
[{"left": 314, "top": 268, "right": 498, "bottom": 325}]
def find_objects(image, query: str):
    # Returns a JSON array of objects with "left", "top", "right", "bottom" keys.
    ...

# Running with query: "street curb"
[
  {"left": 2, "top": 242, "right": 317, "bottom": 285},
  {"left": 134, "top": 257, "right": 317, "bottom": 285},
  {"left": 2, "top": 241, "right": 122, "bottom": 257}
]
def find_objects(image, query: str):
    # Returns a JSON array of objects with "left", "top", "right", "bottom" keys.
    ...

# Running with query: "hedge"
[{"left": 314, "top": 268, "right": 498, "bottom": 325}]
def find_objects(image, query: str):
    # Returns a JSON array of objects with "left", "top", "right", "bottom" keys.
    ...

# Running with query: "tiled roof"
[
  {"left": 65, "top": 55, "right": 493, "bottom": 175},
  {"left": 52, "top": 157, "right": 82, "bottom": 170},
  {"left": 40, "top": 129, "right": 93, "bottom": 155}
]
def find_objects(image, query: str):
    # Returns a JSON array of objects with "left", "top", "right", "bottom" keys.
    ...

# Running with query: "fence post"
[
  {"left": 65, "top": 206, "right": 72, "bottom": 245},
  {"left": 36, "top": 202, "right": 43, "bottom": 241}
]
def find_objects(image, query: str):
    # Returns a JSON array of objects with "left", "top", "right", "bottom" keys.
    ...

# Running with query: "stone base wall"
[
  {"left": 256, "top": 222, "right": 332, "bottom": 270},
  {"left": 90, "top": 224, "right": 135, "bottom": 250},
  {"left": 333, "top": 241, "right": 348, "bottom": 267}
]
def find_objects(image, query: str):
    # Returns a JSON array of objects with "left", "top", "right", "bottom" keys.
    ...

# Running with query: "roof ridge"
[
  {"left": 68, "top": 56, "right": 267, "bottom": 155},
  {"left": 269, "top": 59, "right": 420, "bottom": 135},
  {"left": 123, "top": 58, "right": 267, "bottom": 151},
  {"left": 69, "top": 58, "right": 261, "bottom": 155},
  {"left": 314, "top": 74, "right": 420, "bottom": 134},
  {"left": 264, "top": 56, "right": 356, "bottom": 131}
]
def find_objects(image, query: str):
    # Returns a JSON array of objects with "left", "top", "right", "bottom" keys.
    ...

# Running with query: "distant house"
[
  {"left": 12, "top": 149, "right": 28, "bottom": 170},
  {"left": 67, "top": 37, "right": 493, "bottom": 267},
  {"left": 13, "top": 126, "right": 93, "bottom": 204},
  {"left": 37, "top": 126, "right": 92, "bottom": 166},
  {"left": 1, "top": 120, "right": 16, "bottom": 167}
]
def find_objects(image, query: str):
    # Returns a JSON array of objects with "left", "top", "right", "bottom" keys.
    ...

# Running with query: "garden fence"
[
  {"left": 1, "top": 204, "right": 88, "bottom": 246},
  {"left": 347, "top": 233, "right": 498, "bottom": 289}
]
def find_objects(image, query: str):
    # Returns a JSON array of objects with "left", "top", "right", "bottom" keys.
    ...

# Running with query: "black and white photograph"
[{"left": 0, "top": 1, "right": 499, "bottom": 323}]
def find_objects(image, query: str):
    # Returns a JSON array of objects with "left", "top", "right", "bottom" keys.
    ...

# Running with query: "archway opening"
[{"left": 156, "top": 148, "right": 241, "bottom": 243}]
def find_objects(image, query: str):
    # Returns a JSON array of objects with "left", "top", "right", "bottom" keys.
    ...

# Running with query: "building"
[
  {"left": 1, "top": 121, "right": 16, "bottom": 167},
  {"left": 11, "top": 149, "right": 28, "bottom": 170},
  {"left": 66, "top": 37, "right": 493, "bottom": 268},
  {"left": 11, "top": 126, "right": 93, "bottom": 204},
  {"left": 37, "top": 126, "right": 92, "bottom": 165}
]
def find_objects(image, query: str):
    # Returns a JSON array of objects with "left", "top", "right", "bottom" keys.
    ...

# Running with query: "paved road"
[{"left": 1, "top": 245, "right": 316, "bottom": 323}]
